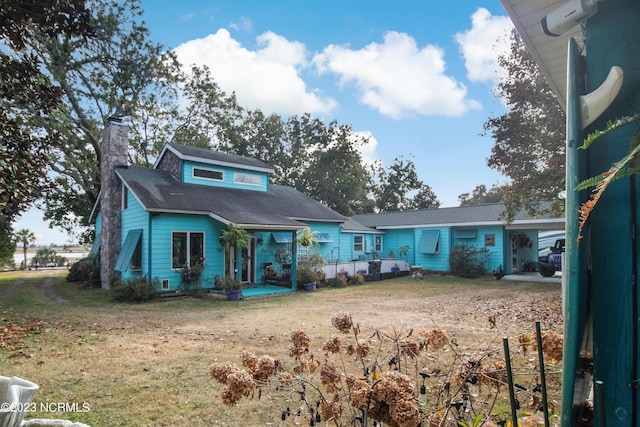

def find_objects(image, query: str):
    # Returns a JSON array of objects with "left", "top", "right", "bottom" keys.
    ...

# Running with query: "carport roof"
[{"left": 351, "top": 203, "right": 564, "bottom": 230}]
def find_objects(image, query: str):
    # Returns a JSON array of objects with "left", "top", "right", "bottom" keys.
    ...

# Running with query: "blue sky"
[{"left": 16, "top": 0, "right": 515, "bottom": 245}]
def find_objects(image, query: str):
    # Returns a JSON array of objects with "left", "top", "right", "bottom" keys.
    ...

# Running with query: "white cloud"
[
  {"left": 173, "top": 29, "right": 337, "bottom": 116},
  {"left": 455, "top": 8, "right": 512, "bottom": 85},
  {"left": 351, "top": 131, "right": 379, "bottom": 166},
  {"left": 312, "top": 31, "right": 480, "bottom": 119}
]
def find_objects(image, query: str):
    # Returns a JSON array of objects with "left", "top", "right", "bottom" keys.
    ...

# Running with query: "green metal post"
[{"left": 503, "top": 337, "right": 518, "bottom": 427}]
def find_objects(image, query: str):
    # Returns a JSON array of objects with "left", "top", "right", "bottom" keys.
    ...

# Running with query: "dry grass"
[{"left": 0, "top": 270, "right": 563, "bottom": 426}]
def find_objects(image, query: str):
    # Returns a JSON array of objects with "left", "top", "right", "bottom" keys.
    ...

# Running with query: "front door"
[{"left": 224, "top": 237, "right": 256, "bottom": 283}]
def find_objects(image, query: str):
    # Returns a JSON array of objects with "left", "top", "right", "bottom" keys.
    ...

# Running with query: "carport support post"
[
  {"left": 291, "top": 230, "right": 297, "bottom": 290},
  {"left": 575, "top": 1, "right": 640, "bottom": 425}
]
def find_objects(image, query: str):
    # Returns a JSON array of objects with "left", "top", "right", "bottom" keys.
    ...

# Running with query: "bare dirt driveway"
[{"left": 0, "top": 271, "right": 563, "bottom": 426}]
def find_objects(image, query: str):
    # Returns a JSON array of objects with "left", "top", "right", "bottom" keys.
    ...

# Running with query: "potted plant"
[
  {"left": 297, "top": 266, "right": 318, "bottom": 291},
  {"left": 221, "top": 276, "right": 242, "bottom": 301},
  {"left": 391, "top": 263, "right": 400, "bottom": 275}
]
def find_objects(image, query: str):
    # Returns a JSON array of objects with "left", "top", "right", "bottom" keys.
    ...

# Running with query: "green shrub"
[
  {"left": 67, "top": 254, "right": 101, "bottom": 288},
  {"left": 111, "top": 277, "right": 158, "bottom": 303},
  {"left": 449, "top": 244, "right": 490, "bottom": 279}
]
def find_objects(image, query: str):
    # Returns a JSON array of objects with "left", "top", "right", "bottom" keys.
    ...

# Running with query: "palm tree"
[{"left": 15, "top": 229, "right": 35, "bottom": 270}]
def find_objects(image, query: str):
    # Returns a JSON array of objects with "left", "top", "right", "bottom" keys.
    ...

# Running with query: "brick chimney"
[{"left": 100, "top": 117, "right": 128, "bottom": 289}]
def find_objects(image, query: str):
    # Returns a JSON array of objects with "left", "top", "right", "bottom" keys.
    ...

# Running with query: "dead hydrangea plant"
[{"left": 209, "top": 312, "right": 563, "bottom": 426}]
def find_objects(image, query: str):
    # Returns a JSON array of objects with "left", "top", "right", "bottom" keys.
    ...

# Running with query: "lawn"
[{"left": 0, "top": 270, "right": 563, "bottom": 426}]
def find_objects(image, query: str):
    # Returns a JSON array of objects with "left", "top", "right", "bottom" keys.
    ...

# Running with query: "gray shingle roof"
[
  {"left": 165, "top": 143, "right": 274, "bottom": 173},
  {"left": 352, "top": 203, "right": 563, "bottom": 229},
  {"left": 116, "top": 166, "right": 346, "bottom": 228}
]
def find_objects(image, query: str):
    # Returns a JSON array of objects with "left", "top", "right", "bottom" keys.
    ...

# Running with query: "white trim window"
[
  {"left": 172, "top": 231, "right": 205, "bottom": 269},
  {"left": 353, "top": 235, "right": 364, "bottom": 253},
  {"left": 374, "top": 235, "right": 383, "bottom": 252},
  {"left": 234, "top": 172, "right": 261, "bottom": 186}
]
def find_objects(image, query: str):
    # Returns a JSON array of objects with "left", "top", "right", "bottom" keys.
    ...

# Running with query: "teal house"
[
  {"left": 92, "top": 119, "right": 346, "bottom": 292},
  {"left": 349, "top": 205, "right": 564, "bottom": 276},
  {"left": 93, "top": 119, "right": 563, "bottom": 293}
]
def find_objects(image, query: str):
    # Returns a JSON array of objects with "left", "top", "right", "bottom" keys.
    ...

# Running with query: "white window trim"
[
  {"left": 192, "top": 166, "right": 224, "bottom": 182},
  {"left": 171, "top": 231, "right": 206, "bottom": 269},
  {"left": 161, "top": 279, "right": 170, "bottom": 290},
  {"left": 234, "top": 172, "right": 262, "bottom": 186},
  {"left": 374, "top": 235, "right": 383, "bottom": 252},
  {"left": 353, "top": 234, "right": 364, "bottom": 253}
]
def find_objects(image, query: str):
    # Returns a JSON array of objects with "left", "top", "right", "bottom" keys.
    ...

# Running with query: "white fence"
[{"left": 320, "top": 258, "right": 410, "bottom": 279}]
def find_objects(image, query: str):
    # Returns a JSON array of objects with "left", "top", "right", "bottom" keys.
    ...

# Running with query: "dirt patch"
[{"left": 40, "top": 276, "right": 72, "bottom": 305}]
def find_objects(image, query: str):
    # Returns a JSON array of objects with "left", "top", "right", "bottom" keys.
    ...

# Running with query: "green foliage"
[
  {"left": 15, "top": 229, "right": 36, "bottom": 270},
  {"left": 220, "top": 224, "right": 249, "bottom": 252},
  {"left": 483, "top": 28, "right": 565, "bottom": 222},
  {"left": 0, "top": 219, "right": 16, "bottom": 267},
  {"left": 449, "top": 244, "right": 490, "bottom": 279},
  {"left": 31, "top": 0, "right": 181, "bottom": 238},
  {"left": 458, "top": 184, "right": 505, "bottom": 206},
  {"left": 372, "top": 155, "right": 440, "bottom": 212},
  {"left": 296, "top": 267, "right": 318, "bottom": 288},
  {"left": 220, "top": 276, "right": 241, "bottom": 291},
  {"left": 296, "top": 229, "right": 319, "bottom": 248},
  {"left": 67, "top": 254, "right": 101, "bottom": 288},
  {"left": 111, "top": 277, "right": 158, "bottom": 303},
  {"left": 31, "top": 247, "right": 67, "bottom": 268},
  {"left": 0, "top": 0, "right": 92, "bottom": 226}
]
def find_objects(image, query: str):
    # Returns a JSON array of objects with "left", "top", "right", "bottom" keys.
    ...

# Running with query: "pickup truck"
[{"left": 538, "top": 238, "right": 565, "bottom": 277}]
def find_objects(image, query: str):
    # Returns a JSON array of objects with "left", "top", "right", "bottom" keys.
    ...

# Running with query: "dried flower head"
[
  {"left": 221, "top": 370, "right": 255, "bottom": 406},
  {"left": 241, "top": 350, "right": 259, "bottom": 371},
  {"left": 209, "top": 362, "right": 237, "bottom": 384},
  {"left": 399, "top": 339, "right": 420, "bottom": 358},
  {"left": 346, "top": 374, "right": 372, "bottom": 409},
  {"left": 254, "top": 355, "right": 280, "bottom": 382},
  {"left": 293, "top": 357, "right": 319, "bottom": 375},
  {"left": 320, "top": 362, "right": 341, "bottom": 389},
  {"left": 390, "top": 396, "right": 421, "bottom": 427},
  {"left": 346, "top": 340, "right": 370, "bottom": 358},
  {"left": 532, "top": 329, "right": 564, "bottom": 364},
  {"left": 331, "top": 312, "right": 353, "bottom": 333},
  {"left": 418, "top": 328, "right": 449, "bottom": 350},
  {"left": 322, "top": 336, "right": 342, "bottom": 354},
  {"left": 277, "top": 371, "right": 294, "bottom": 389},
  {"left": 320, "top": 398, "right": 343, "bottom": 422},
  {"left": 289, "top": 328, "right": 310, "bottom": 357}
]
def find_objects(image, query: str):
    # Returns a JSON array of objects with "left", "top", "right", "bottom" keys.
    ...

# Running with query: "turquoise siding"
[
  {"left": 149, "top": 213, "right": 225, "bottom": 291},
  {"left": 120, "top": 189, "right": 149, "bottom": 281},
  {"left": 382, "top": 229, "right": 416, "bottom": 264},
  {"left": 450, "top": 226, "right": 505, "bottom": 273},
  {"left": 182, "top": 160, "right": 268, "bottom": 192},
  {"left": 338, "top": 232, "right": 366, "bottom": 262}
]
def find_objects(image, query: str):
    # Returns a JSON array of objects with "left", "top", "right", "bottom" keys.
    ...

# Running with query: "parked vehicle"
[{"left": 538, "top": 237, "right": 565, "bottom": 277}]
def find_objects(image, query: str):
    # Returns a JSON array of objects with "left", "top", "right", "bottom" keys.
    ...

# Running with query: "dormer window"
[
  {"left": 234, "top": 172, "right": 261, "bottom": 186},
  {"left": 193, "top": 167, "right": 224, "bottom": 181}
]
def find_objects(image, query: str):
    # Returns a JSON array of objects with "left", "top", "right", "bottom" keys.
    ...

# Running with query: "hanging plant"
[
  {"left": 220, "top": 223, "right": 249, "bottom": 251},
  {"left": 296, "top": 228, "right": 319, "bottom": 248}
]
